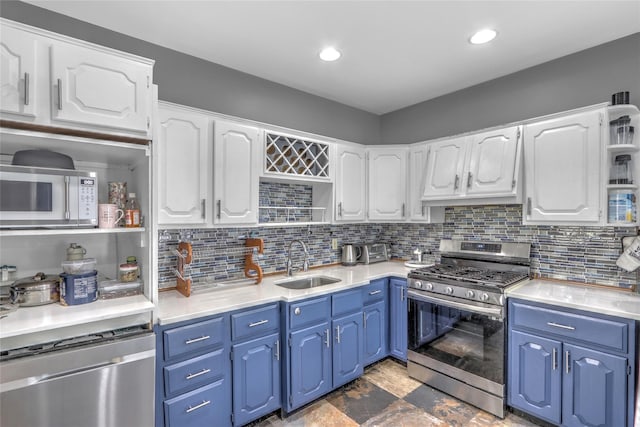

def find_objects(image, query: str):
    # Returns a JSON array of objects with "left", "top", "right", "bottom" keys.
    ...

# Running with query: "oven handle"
[{"left": 407, "top": 289, "right": 504, "bottom": 317}]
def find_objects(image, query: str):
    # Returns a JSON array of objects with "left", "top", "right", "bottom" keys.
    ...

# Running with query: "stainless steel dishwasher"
[{"left": 0, "top": 327, "right": 155, "bottom": 427}]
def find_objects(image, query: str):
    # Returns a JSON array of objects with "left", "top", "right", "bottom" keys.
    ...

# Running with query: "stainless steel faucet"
[{"left": 286, "top": 239, "right": 309, "bottom": 276}]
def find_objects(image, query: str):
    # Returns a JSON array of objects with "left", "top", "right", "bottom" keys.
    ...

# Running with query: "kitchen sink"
[{"left": 275, "top": 275, "right": 341, "bottom": 290}]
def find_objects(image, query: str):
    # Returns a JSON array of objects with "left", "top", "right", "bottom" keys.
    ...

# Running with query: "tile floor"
[{"left": 250, "top": 358, "right": 543, "bottom": 427}]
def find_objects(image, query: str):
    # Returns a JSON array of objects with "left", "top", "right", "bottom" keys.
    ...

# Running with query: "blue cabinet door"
[
  {"left": 232, "top": 333, "right": 281, "bottom": 426},
  {"left": 389, "top": 278, "right": 407, "bottom": 361},
  {"left": 289, "top": 322, "right": 331, "bottom": 411},
  {"left": 562, "top": 343, "right": 628, "bottom": 427},
  {"left": 508, "top": 330, "right": 562, "bottom": 425},
  {"left": 332, "top": 311, "right": 364, "bottom": 388},
  {"left": 363, "top": 300, "right": 387, "bottom": 366}
]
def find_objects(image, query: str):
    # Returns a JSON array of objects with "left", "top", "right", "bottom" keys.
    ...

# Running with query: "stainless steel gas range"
[{"left": 406, "top": 239, "right": 531, "bottom": 418}]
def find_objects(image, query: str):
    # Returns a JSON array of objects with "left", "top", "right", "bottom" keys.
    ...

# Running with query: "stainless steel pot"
[{"left": 10, "top": 272, "right": 60, "bottom": 306}]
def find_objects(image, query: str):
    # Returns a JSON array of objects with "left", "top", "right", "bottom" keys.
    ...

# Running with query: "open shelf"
[
  {"left": 258, "top": 206, "right": 327, "bottom": 224},
  {"left": 0, "top": 227, "right": 146, "bottom": 237}
]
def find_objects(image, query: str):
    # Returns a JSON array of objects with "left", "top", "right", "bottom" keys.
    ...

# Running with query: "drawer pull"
[
  {"left": 335, "top": 326, "right": 341, "bottom": 344},
  {"left": 294, "top": 307, "right": 301, "bottom": 315},
  {"left": 565, "top": 350, "right": 571, "bottom": 374},
  {"left": 186, "top": 400, "right": 211, "bottom": 413},
  {"left": 275, "top": 339, "right": 280, "bottom": 361},
  {"left": 186, "top": 368, "right": 211, "bottom": 380},
  {"left": 249, "top": 319, "right": 269, "bottom": 328},
  {"left": 547, "top": 322, "right": 575, "bottom": 331},
  {"left": 185, "top": 335, "right": 210, "bottom": 345},
  {"left": 552, "top": 348, "right": 557, "bottom": 370},
  {"left": 368, "top": 290, "right": 382, "bottom": 296}
]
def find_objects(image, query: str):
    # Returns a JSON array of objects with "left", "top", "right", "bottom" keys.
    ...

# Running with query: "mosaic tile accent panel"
[
  {"left": 158, "top": 205, "right": 638, "bottom": 290},
  {"left": 259, "top": 181, "right": 313, "bottom": 223}
]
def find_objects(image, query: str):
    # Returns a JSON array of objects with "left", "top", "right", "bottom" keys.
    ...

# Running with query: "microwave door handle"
[{"left": 64, "top": 176, "right": 70, "bottom": 220}]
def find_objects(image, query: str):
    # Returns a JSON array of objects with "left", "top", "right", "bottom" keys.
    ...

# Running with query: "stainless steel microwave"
[{"left": 0, "top": 165, "right": 98, "bottom": 229}]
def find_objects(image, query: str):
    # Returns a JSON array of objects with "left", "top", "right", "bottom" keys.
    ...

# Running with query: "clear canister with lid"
[
  {"left": 610, "top": 116, "right": 633, "bottom": 145},
  {"left": 609, "top": 154, "right": 634, "bottom": 185}
]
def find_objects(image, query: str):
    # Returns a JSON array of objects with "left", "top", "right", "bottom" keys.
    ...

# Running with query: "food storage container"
[
  {"left": 61, "top": 258, "right": 97, "bottom": 274},
  {"left": 60, "top": 270, "right": 98, "bottom": 305},
  {"left": 98, "top": 279, "right": 142, "bottom": 299},
  {"left": 119, "top": 263, "right": 138, "bottom": 282}
]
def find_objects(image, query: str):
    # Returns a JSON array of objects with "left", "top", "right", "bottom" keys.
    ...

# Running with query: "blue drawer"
[
  {"left": 509, "top": 301, "right": 630, "bottom": 352},
  {"left": 163, "top": 316, "right": 225, "bottom": 361},
  {"left": 231, "top": 303, "right": 279, "bottom": 341},
  {"left": 362, "top": 279, "right": 386, "bottom": 305},
  {"left": 164, "top": 349, "right": 226, "bottom": 396},
  {"left": 289, "top": 296, "right": 330, "bottom": 330},
  {"left": 332, "top": 288, "right": 363, "bottom": 316},
  {"left": 164, "top": 379, "right": 230, "bottom": 427}
]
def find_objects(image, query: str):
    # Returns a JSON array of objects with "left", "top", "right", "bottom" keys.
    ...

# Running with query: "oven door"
[{"left": 407, "top": 289, "right": 506, "bottom": 396}]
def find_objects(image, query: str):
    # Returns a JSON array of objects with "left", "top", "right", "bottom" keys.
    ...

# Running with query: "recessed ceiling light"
[
  {"left": 469, "top": 29, "right": 497, "bottom": 45},
  {"left": 319, "top": 47, "right": 341, "bottom": 62}
]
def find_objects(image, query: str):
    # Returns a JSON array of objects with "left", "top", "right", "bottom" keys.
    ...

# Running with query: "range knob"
[
  {"left": 414, "top": 281, "right": 423, "bottom": 289},
  {"left": 466, "top": 290, "right": 475, "bottom": 299},
  {"left": 424, "top": 282, "right": 433, "bottom": 291},
  {"left": 481, "top": 293, "right": 490, "bottom": 302},
  {"left": 445, "top": 286, "right": 454, "bottom": 295}
]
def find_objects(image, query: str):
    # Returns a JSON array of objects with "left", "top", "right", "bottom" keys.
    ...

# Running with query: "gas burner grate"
[{"left": 409, "top": 264, "right": 529, "bottom": 287}]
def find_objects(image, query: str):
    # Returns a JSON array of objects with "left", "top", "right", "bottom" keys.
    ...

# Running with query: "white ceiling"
[{"left": 25, "top": 0, "right": 640, "bottom": 114}]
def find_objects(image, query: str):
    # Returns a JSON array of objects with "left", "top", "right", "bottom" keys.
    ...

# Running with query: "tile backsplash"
[{"left": 158, "top": 204, "right": 638, "bottom": 291}]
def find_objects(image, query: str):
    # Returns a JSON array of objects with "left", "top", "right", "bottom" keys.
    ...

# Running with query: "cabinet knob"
[{"left": 294, "top": 307, "right": 301, "bottom": 315}]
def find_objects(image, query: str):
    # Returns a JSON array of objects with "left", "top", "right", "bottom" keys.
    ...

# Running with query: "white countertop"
[
  {"left": 157, "top": 262, "right": 412, "bottom": 325},
  {"left": 506, "top": 279, "right": 640, "bottom": 321},
  {"left": 0, "top": 294, "right": 154, "bottom": 340}
]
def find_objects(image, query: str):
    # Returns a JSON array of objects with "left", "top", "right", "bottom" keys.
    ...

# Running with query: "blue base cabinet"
[
  {"left": 508, "top": 299, "right": 636, "bottom": 427},
  {"left": 363, "top": 279, "right": 388, "bottom": 366},
  {"left": 389, "top": 278, "right": 407, "bottom": 361},
  {"left": 332, "top": 311, "right": 364, "bottom": 387}
]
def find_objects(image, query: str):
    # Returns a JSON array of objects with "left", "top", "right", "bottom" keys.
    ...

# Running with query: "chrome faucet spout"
[{"left": 286, "top": 239, "right": 309, "bottom": 276}]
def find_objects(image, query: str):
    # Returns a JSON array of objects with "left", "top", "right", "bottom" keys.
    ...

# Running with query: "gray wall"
[
  {"left": 2, "top": 2, "right": 639, "bottom": 146},
  {"left": 380, "top": 33, "right": 640, "bottom": 144},
  {"left": 0, "top": 1, "right": 380, "bottom": 144}
]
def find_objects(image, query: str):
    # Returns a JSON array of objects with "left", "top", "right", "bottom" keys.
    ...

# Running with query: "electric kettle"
[{"left": 341, "top": 244, "right": 360, "bottom": 266}]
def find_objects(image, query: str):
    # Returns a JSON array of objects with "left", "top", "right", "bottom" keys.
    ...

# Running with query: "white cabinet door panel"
[
  {"left": 214, "top": 121, "right": 259, "bottom": 224},
  {"left": 51, "top": 42, "right": 151, "bottom": 134},
  {"left": 335, "top": 145, "right": 366, "bottom": 222},
  {"left": 524, "top": 110, "right": 602, "bottom": 223},
  {"left": 0, "top": 25, "right": 37, "bottom": 117},
  {"left": 422, "top": 137, "right": 467, "bottom": 199},
  {"left": 157, "top": 106, "right": 209, "bottom": 225},
  {"left": 466, "top": 126, "right": 520, "bottom": 197},
  {"left": 368, "top": 148, "right": 407, "bottom": 221}
]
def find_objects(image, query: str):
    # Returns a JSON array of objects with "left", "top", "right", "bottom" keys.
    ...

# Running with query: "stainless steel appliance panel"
[{"left": 0, "top": 333, "right": 155, "bottom": 427}]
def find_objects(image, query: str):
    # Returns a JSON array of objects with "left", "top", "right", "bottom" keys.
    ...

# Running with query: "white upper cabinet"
[
  {"left": 50, "top": 42, "right": 152, "bottom": 135},
  {"left": 0, "top": 19, "right": 154, "bottom": 139},
  {"left": 408, "top": 144, "right": 445, "bottom": 223},
  {"left": 0, "top": 24, "right": 37, "bottom": 118},
  {"left": 367, "top": 147, "right": 407, "bottom": 221},
  {"left": 466, "top": 126, "right": 520, "bottom": 197},
  {"left": 157, "top": 103, "right": 210, "bottom": 226},
  {"left": 213, "top": 121, "right": 260, "bottom": 224},
  {"left": 523, "top": 108, "right": 603, "bottom": 224},
  {"left": 422, "top": 136, "right": 467, "bottom": 199},
  {"left": 421, "top": 125, "right": 522, "bottom": 204},
  {"left": 335, "top": 144, "right": 366, "bottom": 222}
]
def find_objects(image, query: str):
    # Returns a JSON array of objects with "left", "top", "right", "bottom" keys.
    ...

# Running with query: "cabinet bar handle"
[
  {"left": 64, "top": 176, "right": 70, "bottom": 220},
  {"left": 338, "top": 202, "right": 343, "bottom": 217},
  {"left": 363, "top": 311, "right": 367, "bottom": 329},
  {"left": 422, "top": 205, "right": 426, "bottom": 217},
  {"left": 201, "top": 199, "right": 206, "bottom": 219},
  {"left": 335, "top": 326, "right": 341, "bottom": 344},
  {"left": 526, "top": 197, "right": 532, "bottom": 216},
  {"left": 454, "top": 174, "right": 460, "bottom": 190},
  {"left": 565, "top": 350, "right": 570, "bottom": 374},
  {"left": 186, "top": 400, "right": 211, "bottom": 413},
  {"left": 467, "top": 172, "right": 472, "bottom": 189},
  {"left": 368, "top": 290, "right": 382, "bottom": 296},
  {"left": 401, "top": 287, "right": 405, "bottom": 301},
  {"left": 401, "top": 203, "right": 406, "bottom": 218},
  {"left": 185, "top": 335, "right": 210, "bottom": 345},
  {"left": 547, "top": 322, "right": 575, "bottom": 331},
  {"left": 24, "top": 72, "right": 29, "bottom": 105},
  {"left": 324, "top": 328, "right": 330, "bottom": 348},
  {"left": 249, "top": 319, "right": 269, "bottom": 327},
  {"left": 275, "top": 339, "right": 280, "bottom": 361},
  {"left": 216, "top": 200, "right": 221, "bottom": 219},
  {"left": 57, "top": 78, "right": 63, "bottom": 110},
  {"left": 552, "top": 348, "right": 557, "bottom": 370},
  {"left": 186, "top": 368, "right": 211, "bottom": 380}
]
